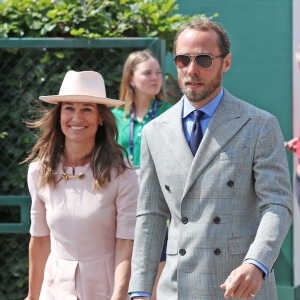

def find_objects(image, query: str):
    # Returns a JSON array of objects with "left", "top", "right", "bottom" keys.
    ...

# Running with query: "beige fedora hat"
[{"left": 39, "top": 70, "right": 125, "bottom": 107}]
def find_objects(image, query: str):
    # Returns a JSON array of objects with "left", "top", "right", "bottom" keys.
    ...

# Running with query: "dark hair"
[
  {"left": 24, "top": 102, "right": 128, "bottom": 189},
  {"left": 173, "top": 18, "right": 231, "bottom": 56}
]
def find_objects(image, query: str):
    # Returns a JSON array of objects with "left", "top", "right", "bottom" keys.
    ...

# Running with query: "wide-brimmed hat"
[{"left": 39, "top": 70, "right": 125, "bottom": 107}]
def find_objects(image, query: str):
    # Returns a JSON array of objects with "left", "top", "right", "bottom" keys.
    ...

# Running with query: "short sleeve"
[
  {"left": 28, "top": 162, "right": 50, "bottom": 237},
  {"left": 115, "top": 167, "right": 138, "bottom": 240}
]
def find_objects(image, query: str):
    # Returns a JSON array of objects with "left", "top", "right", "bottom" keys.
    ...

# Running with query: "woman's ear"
[
  {"left": 129, "top": 75, "right": 135, "bottom": 88},
  {"left": 98, "top": 114, "right": 104, "bottom": 126}
]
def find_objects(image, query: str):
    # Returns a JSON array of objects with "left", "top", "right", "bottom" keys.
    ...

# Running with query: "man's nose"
[{"left": 186, "top": 58, "right": 200, "bottom": 75}]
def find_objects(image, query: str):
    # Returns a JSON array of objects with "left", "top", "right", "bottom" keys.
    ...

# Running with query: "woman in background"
[
  {"left": 112, "top": 50, "right": 172, "bottom": 300},
  {"left": 24, "top": 70, "right": 138, "bottom": 300}
]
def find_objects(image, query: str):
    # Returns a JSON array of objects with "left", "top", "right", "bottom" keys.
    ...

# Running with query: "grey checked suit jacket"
[{"left": 129, "top": 90, "right": 293, "bottom": 300}]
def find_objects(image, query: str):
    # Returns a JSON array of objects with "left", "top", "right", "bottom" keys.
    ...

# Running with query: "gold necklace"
[
  {"left": 61, "top": 172, "right": 85, "bottom": 180},
  {"left": 61, "top": 155, "right": 88, "bottom": 180}
]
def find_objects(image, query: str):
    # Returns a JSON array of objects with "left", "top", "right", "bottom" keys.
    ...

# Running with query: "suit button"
[
  {"left": 214, "top": 248, "right": 221, "bottom": 255},
  {"left": 213, "top": 216, "right": 221, "bottom": 224},
  {"left": 181, "top": 217, "right": 188, "bottom": 224},
  {"left": 179, "top": 249, "right": 186, "bottom": 256},
  {"left": 165, "top": 185, "right": 170, "bottom": 191},
  {"left": 227, "top": 180, "right": 234, "bottom": 187}
]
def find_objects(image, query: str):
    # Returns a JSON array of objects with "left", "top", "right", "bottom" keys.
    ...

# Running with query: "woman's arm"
[
  {"left": 111, "top": 238, "right": 133, "bottom": 300},
  {"left": 24, "top": 235, "right": 50, "bottom": 300}
]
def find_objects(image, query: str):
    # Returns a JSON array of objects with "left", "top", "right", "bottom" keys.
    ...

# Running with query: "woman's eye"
[
  {"left": 83, "top": 108, "right": 92, "bottom": 112},
  {"left": 65, "top": 106, "right": 73, "bottom": 110}
]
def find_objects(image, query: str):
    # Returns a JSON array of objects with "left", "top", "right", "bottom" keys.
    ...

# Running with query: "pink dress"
[{"left": 28, "top": 161, "right": 138, "bottom": 300}]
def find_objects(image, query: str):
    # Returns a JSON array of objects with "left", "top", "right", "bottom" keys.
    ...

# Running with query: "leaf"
[
  {"left": 54, "top": 51, "right": 65, "bottom": 59},
  {"left": 46, "top": 9, "right": 57, "bottom": 19},
  {"left": 70, "top": 27, "right": 85, "bottom": 36}
]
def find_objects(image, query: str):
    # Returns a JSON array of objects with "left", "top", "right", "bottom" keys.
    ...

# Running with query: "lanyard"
[{"left": 129, "top": 100, "right": 158, "bottom": 162}]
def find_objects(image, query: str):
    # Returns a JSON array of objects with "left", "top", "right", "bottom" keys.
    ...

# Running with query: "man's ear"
[{"left": 223, "top": 53, "right": 231, "bottom": 73}]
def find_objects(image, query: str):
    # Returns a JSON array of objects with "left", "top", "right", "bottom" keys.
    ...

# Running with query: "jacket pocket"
[{"left": 228, "top": 236, "right": 255, "bottom": 255}]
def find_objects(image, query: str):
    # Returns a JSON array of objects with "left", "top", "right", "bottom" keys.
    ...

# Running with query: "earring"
[{"left": 99, "top": 122, "right": 103, "bottom": 126}]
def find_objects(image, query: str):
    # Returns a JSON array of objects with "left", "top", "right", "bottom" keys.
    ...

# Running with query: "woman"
[
  {"left": 112, "top": 50, "right": 171, "bottom": 300},
  {"left": 112, "top": 49, "right": 172, "bottom": 169},
  {"left": 24, "top": 70, "right": 138, "bottom": 300}
]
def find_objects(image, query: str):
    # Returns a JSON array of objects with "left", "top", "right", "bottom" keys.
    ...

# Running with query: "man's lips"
[{"left": 185, "top": 82, "right": 203, "bottom": 88}]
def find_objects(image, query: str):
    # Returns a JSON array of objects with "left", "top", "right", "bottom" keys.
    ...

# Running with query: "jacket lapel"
[
  {"left": 153, "top": 99, "right": 194, "bottom": 178},
  {"left": 183, "top": 90, "right": 251, "bottom": 198}
]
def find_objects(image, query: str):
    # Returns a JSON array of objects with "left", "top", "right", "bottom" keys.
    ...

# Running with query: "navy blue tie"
[{"left": 189, "top": 110, "right": 205, "bottom": 155}]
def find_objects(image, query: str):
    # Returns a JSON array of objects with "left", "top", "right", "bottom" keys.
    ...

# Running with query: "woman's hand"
[{"left": 284, "top": 137, "right": 298, "bottom": 152}]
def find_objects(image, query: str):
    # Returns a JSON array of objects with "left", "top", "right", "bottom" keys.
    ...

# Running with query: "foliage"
[
  {"left": 0, "top": 233, "right": 30, "bottom": 299},
  {"left": 0, "top": 0, "right": 217, "bottom": 53}
]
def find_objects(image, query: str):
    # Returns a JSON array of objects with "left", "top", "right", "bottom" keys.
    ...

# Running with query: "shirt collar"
[{"left": 182, "top": 87, "right": 224, "bottom": 119}]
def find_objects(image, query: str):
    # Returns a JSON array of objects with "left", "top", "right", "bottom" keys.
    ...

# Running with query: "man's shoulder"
[
  {"left": 154, "top": 99, "right": 182, "bottom": 122},
  {"left": 142, "top": 100, "right": 181, "bottom": 136},
  {"left": 223, "top": 89, "right": 275, "bottom": 121}
]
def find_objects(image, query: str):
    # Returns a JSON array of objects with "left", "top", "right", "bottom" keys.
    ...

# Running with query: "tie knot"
[{"left": 193, "top": 110, "right": 205, "bottom": 122}]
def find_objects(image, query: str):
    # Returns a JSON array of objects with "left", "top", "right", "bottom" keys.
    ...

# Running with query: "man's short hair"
[{"left": 173, "top": 18, "right": 231, "bottom": 56}]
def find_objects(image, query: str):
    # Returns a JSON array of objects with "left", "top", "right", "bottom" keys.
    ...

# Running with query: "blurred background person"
[
  {"left": 24, "top": 70, "right": 138, "bottom": 300},
  {"left": 112, "top": 50, "right": 172, "bottom": 299},
  {"left": 285, "top": 44, "right": 300, "bottom": 210}
]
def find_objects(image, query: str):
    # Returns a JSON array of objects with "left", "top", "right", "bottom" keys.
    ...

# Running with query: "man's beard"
[{"left": 178, "top": 70, "right": 222, "bottom": 103}]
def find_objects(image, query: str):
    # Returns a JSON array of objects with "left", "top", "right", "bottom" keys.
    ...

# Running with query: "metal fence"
[{"left": 0, "top": 37, "right": 165, "bottom": 299}]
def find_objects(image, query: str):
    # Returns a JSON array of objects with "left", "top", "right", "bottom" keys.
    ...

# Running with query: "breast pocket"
[{"left": 220, "top": 147, "right": 249, "bottom": 162}]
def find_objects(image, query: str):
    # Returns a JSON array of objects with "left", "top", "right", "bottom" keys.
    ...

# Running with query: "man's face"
[{"left": 175, "top": 29, "right": 231, "bottom": 108}]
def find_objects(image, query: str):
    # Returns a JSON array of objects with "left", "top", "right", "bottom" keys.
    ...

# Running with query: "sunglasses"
[{"left": 174, "top": 53, "right": 225, "bottom": 69}]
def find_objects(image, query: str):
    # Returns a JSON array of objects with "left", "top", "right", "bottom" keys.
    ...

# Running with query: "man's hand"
[{"left": 220, "top": 263, "right": 263, "bottom": 299}]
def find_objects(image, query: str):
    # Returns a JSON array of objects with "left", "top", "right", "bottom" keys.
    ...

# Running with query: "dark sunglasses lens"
[
  {"left": 175, "top": 55, "right": 191, "bottom": 68},
  {"left": 195, "top": 55, "right": 213, "bottom": 68}
]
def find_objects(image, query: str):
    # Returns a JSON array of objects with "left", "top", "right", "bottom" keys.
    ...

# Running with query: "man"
[{"left": 129, "top": 19, "right": 293, "bottom": 300}]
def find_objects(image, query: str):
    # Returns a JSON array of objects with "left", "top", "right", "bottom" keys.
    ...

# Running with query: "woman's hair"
[
  {"left": 24, "top": 102, "right": 128, "bottom": 189},
  {"left": 119, "top": 49, "right": 164, "bottom": 116}
]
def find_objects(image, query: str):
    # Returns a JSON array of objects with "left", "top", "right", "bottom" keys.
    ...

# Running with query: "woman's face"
[
  {"left": 60, "top": 102, "right": 102, "bottom": 145},
  {"left": 130, "top": 57, "right": 162, "bottom": 98}
]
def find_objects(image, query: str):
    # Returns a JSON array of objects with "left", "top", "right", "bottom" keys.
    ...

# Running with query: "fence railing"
[{"left": 0, "top": 196, "right": 31, "bottom": 233}]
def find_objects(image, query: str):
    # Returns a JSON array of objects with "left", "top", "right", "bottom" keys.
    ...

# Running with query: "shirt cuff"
[
  {"left": 243, "top": 259, "right": 268, "bottom": 278},
  {"left": 130, "top": 292, "right": 152, "bottom": 298}
]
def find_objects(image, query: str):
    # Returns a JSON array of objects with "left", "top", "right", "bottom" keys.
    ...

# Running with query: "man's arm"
[
  {"left": 128, "top": 127, "right": 170, "bottom": 295},
  {"left": 222, "top": 114, "right": 293, "bottom": 298}
]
